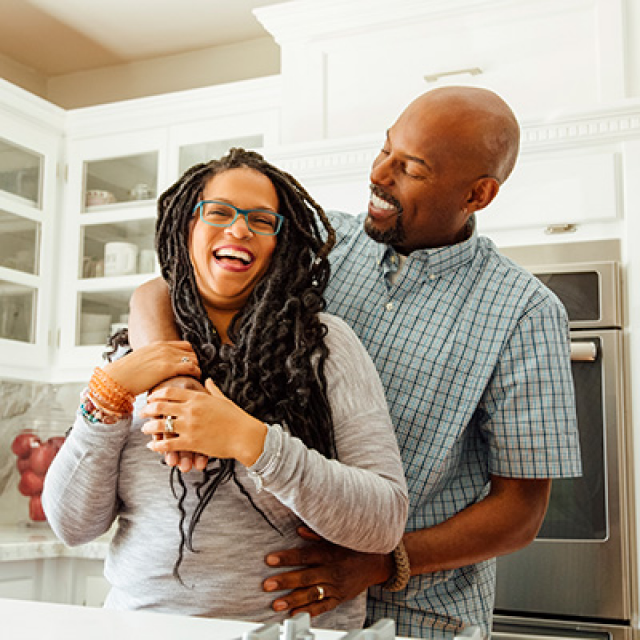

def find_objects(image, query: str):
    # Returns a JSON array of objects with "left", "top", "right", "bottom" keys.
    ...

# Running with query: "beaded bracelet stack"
[{"left": 79, "top": 367, "right": 135, "bottom": 425}]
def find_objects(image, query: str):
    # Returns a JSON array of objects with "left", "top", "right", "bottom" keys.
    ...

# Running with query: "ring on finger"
[
  {"left": 316, "top": 585, "right": 326, "bottom": 601},
  {"left": 164, "top": 415, "right": 176, "bottom": 434},
  {"left": 180, "top": 357, "right": 190, "bottom": 364}
]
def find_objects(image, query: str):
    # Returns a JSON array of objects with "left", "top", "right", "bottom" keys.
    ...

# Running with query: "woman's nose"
[{"left": 225, "top": 214, "right": 252, "bottom": 238}]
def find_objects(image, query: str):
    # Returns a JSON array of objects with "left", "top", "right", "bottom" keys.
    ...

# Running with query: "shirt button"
[
  {"left": 385, "top": 302, "right": 394, "bottom": 311},
  {"left": 429, "top": 274, "right": 437, "bottom": 281},
  {"left": 390, "top": 255, "right": 397, "bottom": 264}
]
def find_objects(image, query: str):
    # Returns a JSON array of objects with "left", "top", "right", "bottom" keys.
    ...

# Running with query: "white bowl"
[{"left": 86, "top": 190, "right": 116, "bottom": 207}]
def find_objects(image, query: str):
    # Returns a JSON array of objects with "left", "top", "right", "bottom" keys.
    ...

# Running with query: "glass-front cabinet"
[
  {"left": 0, "top": 77, "right": 281, "bottom": 381},
  {"left": 0, "top": 106, "right": 61, "bottom": 380},
  {"left": 57, "top": 130, "right": 167, "bottom": 375}
]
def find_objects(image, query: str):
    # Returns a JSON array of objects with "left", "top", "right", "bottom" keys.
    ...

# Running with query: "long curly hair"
[{"left": 155, "top": 148, "right": 336, "bottom": 581}]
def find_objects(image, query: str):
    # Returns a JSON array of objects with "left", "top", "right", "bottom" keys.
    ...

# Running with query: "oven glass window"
[
  {"left": 537, "top": 340, "right": 606, "bottom": 540},
  {"left": 535, "top": 272, "right": 599, "bottom": 322}
]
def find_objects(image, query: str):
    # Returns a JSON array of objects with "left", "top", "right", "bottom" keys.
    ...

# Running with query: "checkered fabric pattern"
[{"left": 324, "top": 211, "right": 582, "bottom": 639}]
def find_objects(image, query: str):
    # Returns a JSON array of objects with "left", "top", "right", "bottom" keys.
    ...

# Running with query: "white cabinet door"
[
  {"left": 68, "top": 558, "right": 110, "bottom": 608},
  {"left": 55, "top": 129, "right": 167, "bottom": 381},
  {"left": 258, "top": 0, "right": 625, "bottom": 143},
  {"left": 0, "top": 559, "right": 42, "bottom": 601},
  {"left": 0, "top": 111, "right": 62, "bottom": 381}
]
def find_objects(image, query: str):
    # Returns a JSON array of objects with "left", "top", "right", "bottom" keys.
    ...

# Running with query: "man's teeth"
[
  {"left": 371, "top": 192, "right": 396, "bottom": 211},
  {"left": 214, "top": 248, "right": 252, "bottom": 264}
]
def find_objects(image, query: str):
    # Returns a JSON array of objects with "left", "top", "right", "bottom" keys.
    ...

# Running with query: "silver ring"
[
  {"left": 316, "top": 585, "right": 325, "bottom": 601},
  {"left": 164, "top": 415, "right": 176, "bottom": 433},
  {"left": 180, "top": 357, "right": 190, "bottom": 364}
]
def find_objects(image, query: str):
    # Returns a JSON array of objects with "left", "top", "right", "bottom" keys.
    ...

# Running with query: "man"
[{"left": 128, "top": 86, "right": 581, "bottom": 638}]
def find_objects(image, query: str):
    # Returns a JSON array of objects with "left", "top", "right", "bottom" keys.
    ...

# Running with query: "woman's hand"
[
  {"left": 140, "top": 379, "right": 268, "bottom": 467},
  {"left": 149, "top": 376, "right": 210, "bottom": 473},
  {"left": 102, "top": 341, "right": 200, "bottom": 398}
]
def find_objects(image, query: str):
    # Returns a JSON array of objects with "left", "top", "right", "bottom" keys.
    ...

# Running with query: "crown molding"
[
  {"left": 255, "top": 0, "right": 593, "bottom": 44},
  {"left": 64, "top": 76, "right": 282, "bottom": 139},
  {"left": 0, "top": 78, "right": 66, "bottom": 134},
  {"left": 267, "top": 100, "right": 640, "bottom": 183}
]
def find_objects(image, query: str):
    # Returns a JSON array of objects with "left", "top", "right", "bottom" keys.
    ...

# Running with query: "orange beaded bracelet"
[{"left": 88, "top": 367, "right": 134, "bottom": 416}]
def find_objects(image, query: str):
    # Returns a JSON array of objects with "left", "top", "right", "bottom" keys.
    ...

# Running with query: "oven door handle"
[
  {"left": 570, "top": 341, "right": 598, "bottom": 362},
  {"left": 493, "top": 633, "right": 594, "bottom": 640}
]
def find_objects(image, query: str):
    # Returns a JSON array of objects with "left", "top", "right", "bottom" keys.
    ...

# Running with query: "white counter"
[
  {"left": 0, "top": 597, "right": 415, "bottom": 639},
  {"left": 0, "top": 523, "right": 110, "bottom": 562}
]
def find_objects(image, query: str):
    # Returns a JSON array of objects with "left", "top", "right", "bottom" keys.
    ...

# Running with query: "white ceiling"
[{"left": 0, "top": 0, "right": 290, "bottom": 77}]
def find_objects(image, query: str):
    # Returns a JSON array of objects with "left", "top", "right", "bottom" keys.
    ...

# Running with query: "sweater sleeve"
[
  {"left": 41, "top": 411, "right": 132, "bottom": 546},
  {"left": 247, "top": 313, "right": 408, "bottom": 553}
]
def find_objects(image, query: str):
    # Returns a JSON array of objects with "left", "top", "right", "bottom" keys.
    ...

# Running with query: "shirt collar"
[{"left": 374, "top": 215, "right": 478, "bottom": 278}]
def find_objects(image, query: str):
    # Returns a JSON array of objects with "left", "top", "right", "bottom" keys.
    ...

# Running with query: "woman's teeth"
[{"left": 214, "top": 248, "right": 252, "bottom": 265}]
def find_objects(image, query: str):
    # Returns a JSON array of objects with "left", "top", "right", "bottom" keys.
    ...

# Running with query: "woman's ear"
[{"left": 467, "top": 177, "right": 500, "bottom": 213}]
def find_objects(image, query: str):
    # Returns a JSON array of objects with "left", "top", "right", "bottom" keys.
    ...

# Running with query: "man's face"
[{"left": 365, "top": 96, "right": 479, "bottom": 254}]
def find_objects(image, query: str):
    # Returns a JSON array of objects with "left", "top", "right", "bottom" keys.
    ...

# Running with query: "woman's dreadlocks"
[{"left": 154, "top": 148, "right": 337, "bottom": 582}]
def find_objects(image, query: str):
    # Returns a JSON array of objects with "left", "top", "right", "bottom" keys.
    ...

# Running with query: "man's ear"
[{"left": 467, "top": 177, "right": 500, "bottom": 213}]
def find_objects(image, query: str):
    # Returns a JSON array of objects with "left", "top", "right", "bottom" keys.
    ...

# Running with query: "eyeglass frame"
[{"left": 193, "top": 200, "right": 284, "bottom": 236}]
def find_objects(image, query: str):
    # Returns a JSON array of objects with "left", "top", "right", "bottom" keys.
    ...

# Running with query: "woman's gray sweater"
[{"left": 42, "top": 313, "right": 408, "bottom": 631}]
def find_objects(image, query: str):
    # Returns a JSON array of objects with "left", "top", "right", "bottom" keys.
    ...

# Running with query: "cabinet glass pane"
[
  {"left": 80, "top": 219, "right": 156, "bottom": 278},
  {"left": 77, "top": 290, "right": 131, "bottom": 346},
  {"left": 0, "top": 137, "right": 43, "bottom": 208},
  {"left": 178, "top": 135, "right": 263, "bottom": 175},
  {"left": 83, "top": 152, "right": 158, "bottom": 212},
  {"left": 0, "top": 209, "right": 41, "bottom": 274},
  {"left": 0, "top": 281, "right": 36, "bottom": 343}
]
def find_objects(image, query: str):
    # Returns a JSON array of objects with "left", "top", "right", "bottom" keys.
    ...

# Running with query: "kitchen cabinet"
[
  {"left": 0, "top": 87, "right": 64, "bottom": 381},
  {"left": 257, "top": 0, "right": 626, "bottom": 144},
  {"left": 55, "top": 129, "right": 167, "bottom": 377},
  {"left": 0, "top": 76, "right": 281, "bottom": 382},
  {"left": 0, "top": 525, "right": 111, "bottom": 607}
]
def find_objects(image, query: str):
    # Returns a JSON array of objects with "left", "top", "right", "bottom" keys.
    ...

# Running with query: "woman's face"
[{"left": 189, "top": 168, "right": 279, "bottom": 314}]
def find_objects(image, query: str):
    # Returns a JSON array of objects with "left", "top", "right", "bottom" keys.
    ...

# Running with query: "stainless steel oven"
[{"left": 492, "top": 247, "right": 636, "bottom": 640}]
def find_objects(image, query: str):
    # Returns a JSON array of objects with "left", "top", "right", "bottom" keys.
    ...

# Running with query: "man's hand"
[{"left": 262, "top": 527, "right": 393, "bottom": 617}]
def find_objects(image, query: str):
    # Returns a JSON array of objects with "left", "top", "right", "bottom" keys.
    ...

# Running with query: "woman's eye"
[{"left": 208, "top": 208, "right": 233, "bottom": 219}]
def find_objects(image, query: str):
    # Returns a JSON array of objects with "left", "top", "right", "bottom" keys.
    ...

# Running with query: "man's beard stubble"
[{"left": 364, "top": 213, "right": 407, "bottom": 248}]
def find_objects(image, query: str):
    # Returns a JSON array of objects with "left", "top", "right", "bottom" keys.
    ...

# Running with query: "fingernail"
[
  {"left": 273, "top": 600, "right": 287, "bottom": 612},
  {"left": 146, "top": 442, "right": 155, "bottom": 450},
  {"left": 266, "top": 555, "right": 280, "bottom": 566},
  {"left": 264, "top": 579, "right": 278, "bottom": 591}
]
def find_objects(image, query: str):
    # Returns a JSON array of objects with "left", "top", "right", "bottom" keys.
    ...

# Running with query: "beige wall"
[
  {"left": 0, "top": 52, "right": 48, "bottom": 100},
  {"left": 0, "top": 37, "right": 279, "bottom": 109}
]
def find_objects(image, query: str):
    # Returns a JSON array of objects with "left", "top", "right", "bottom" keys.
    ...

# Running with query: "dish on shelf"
[{"left": 86, "top": 190, "right": 116, "bottom": 207}]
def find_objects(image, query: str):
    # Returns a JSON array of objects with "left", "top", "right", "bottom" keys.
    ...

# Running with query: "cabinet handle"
[
  {"left": 424, "top": 67, "right": 483, "bottom": 83},
  {"left": 544, "top": 223, "right": 578, "bottom": 235}
]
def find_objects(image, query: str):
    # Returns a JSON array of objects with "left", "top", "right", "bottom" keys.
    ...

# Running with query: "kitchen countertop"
[
  {"left": 0, "top": 597, "right": 418, "bottom": 639},
  {"left": 0, "top": 523, "right": 111, "bottom": 562}
]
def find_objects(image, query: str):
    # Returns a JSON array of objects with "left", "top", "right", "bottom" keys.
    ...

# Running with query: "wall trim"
[{"left": 268, "top": 100, "right": 640, "bottom": 183}]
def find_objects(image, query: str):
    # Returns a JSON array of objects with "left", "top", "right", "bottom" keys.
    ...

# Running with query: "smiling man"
[{"left": 128, "top": 86, "right": 581, "bottom": 638}]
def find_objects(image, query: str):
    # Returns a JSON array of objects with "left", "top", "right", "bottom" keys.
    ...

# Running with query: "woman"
[{"left": 42, "top": 149, "right": 407, "bottom": 630}]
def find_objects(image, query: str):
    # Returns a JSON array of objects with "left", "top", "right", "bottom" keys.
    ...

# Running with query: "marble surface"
[{"left": 0, "top": 523, "right": 111, "bottom": 562}]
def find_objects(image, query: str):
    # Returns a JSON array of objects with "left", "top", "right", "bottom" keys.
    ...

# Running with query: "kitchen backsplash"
[{"left": 0, "top": 380, "right": 83, "bottom": 524}]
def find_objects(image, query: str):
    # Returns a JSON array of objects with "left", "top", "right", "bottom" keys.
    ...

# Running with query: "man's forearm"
[
  {"left": 403, "top": 475, "right": 551, "bottom": 576},
  {"left": 128, "top": 277, "right": 180, "bottom": 348}
]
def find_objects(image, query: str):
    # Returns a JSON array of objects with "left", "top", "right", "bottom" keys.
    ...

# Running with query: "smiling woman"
[{"left": 41, "top": 148, "right": 408, "bottom": 631}]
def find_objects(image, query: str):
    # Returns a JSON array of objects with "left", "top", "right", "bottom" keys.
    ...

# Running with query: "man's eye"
[{"left": 403, "top": 166, "right": 425, "bottom": 180}]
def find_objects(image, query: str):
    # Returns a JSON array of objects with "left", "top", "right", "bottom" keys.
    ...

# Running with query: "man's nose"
[{"left": 370, "top": 153, "right": 394, "bottom": 186}]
